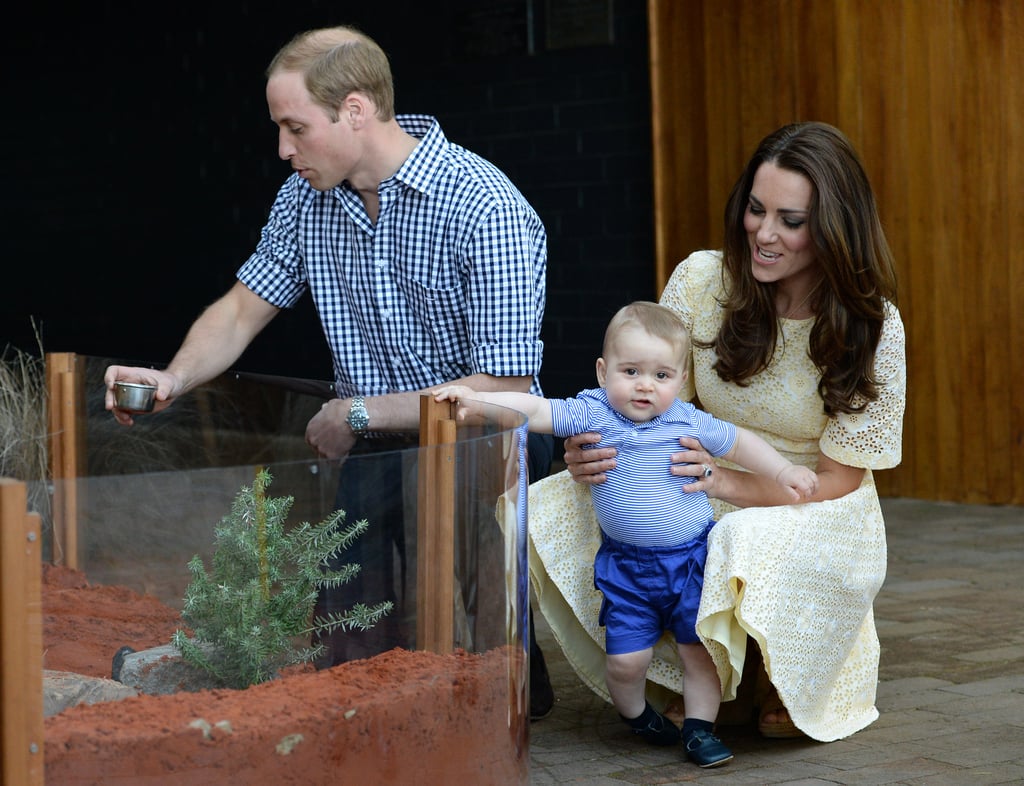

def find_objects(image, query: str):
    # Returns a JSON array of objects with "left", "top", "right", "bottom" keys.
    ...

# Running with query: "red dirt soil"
[{"left": 41, "top": 564, "right": 527, "bottom": 785}]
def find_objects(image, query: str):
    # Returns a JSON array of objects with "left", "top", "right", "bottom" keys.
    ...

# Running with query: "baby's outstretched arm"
[
  {"left": 431, "top": 385, "right": 555, "bottom": 432},
  {"left": 725, "top": 427, "right": 820, "bottom": 501}
]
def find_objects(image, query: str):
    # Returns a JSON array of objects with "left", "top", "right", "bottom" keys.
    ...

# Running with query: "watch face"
[{"left": 347, "top": 398, "right": 369, "bottom": 432}]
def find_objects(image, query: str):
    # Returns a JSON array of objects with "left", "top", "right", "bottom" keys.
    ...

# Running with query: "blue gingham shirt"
[
  {"left": 549, "top": 390, "right": 737, "bottom": 547},
  {"left": 237, "top": 115, "right": 547, "bottom": 397}
]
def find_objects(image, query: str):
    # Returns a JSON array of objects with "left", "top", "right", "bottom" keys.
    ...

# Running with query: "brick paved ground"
[{"left": 529, "top": 497, "right": 1024, "bottom": 785}]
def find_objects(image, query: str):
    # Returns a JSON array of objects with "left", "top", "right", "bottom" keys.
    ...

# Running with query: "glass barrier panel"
[{"left": 41, "top": 355, "right": 531, "bottom": 784}]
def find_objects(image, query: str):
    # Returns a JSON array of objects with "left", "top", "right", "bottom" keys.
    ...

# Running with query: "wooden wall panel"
[
  {"left": 648, "top": 0, "right": 1024, "bottom": 504},
  {"left": 649, "top": 0, "right": 710, "bottom": 289},
  {"left": 901, "top": 1, "right": 950, "bottom": 499},
  {"left": 964, "top": 3, "right": 1009, "bottom": 501},
  {"left": 700, "top": 3, "right": 739, "bottom": 244},
  {"left": 1008, "top": 2, "right": 1024, "bottom": 504}
]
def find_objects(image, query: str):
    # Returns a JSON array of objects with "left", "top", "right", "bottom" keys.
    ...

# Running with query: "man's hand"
[
  {"left": 103, "top": 366, "right": 180, "bottom": 426},
  {"left": 305, "top": 398, "right": 359, "bottom": 460}
]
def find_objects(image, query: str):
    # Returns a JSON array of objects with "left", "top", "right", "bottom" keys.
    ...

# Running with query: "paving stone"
[{"left": 529, "top": 498, "right": 1024, "bottom": 784}]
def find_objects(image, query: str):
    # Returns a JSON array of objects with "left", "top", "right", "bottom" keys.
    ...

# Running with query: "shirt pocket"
[{"left": 396, "top": 275, "right": 472, "bottom": 379}]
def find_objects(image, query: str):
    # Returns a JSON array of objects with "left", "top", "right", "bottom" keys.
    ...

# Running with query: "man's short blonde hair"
[{"left": 266, "top": 26, "right": 395, "bottom": 121}]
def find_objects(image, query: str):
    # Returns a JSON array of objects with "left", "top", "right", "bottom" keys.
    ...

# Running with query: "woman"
[{"left": 528, "top": 121, "right": 905, "bottom": 742}]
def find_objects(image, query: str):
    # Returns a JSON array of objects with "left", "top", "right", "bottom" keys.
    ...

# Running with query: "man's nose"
[{"left": 278, "top": 132, "right": 294, "bottom": 161}]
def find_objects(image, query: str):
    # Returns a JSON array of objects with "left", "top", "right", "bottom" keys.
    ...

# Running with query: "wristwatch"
[{"left": 345, "top": 395, "right": 370, "bottom": 435}]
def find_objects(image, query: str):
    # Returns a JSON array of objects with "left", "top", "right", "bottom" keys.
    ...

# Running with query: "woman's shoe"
[{"left": 757, "top": 691, "right": 804, "bottom": 739}]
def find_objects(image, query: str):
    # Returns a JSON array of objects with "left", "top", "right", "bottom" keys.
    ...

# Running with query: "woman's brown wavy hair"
[{"left": 708, "top": 122, "right": 897, "bottom": 416}]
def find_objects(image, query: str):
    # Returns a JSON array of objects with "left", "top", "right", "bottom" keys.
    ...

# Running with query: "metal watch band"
[{"left": 345, "top": 395, "right": 369, "bottom": 435}]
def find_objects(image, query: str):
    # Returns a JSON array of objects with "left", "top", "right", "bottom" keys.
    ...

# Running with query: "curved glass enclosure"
[{"left": 32, "top": 354, "right": 532, "bottom": 784}]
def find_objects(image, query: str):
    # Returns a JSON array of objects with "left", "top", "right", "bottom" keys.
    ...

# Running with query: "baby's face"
[{"left": 596, "top": 325, "right": 685, "bottom": 422}]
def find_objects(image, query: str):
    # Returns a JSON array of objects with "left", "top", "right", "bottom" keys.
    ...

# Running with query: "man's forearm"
[{"left": 166, "top": 283, "right": 279, "bottom": 394}]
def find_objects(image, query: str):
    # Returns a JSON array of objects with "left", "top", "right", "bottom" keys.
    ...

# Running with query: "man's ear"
[
  {"left": 595, "top": 357, "right": 607, "bottom": 388},
  {"left": 342, "top": 93, "right": 367, "bottom": 128}
]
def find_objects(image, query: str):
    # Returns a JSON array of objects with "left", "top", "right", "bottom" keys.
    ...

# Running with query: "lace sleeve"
[{"left": 821, "top": 301, "right": 906, "bottom": 469}]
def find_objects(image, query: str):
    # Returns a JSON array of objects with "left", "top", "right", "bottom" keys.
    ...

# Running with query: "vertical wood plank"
[
  {"left": 952, "top": 3, "right": 994, "bottom": 502},
  {"left": 1006, "top": 0, "right": 1024, "bottom": 503},
  {"left": 58, "top": 369, "right": 80, "bottom": 567},
  {"left": 45, "top": 352, "right": 69, "bottom": 564},
  {"left": 834, "top": 0, "right": 863, "bottom": 139},
  {"left": 702, "top": 2, "right": 745, "bottom": 250},
  {"left": 0, "top": 480, "right": 45, "bottom": 786},
  {"left": 970, "top": 0, "right": 1013, "bottom": 501},
  {"left": 45, "top": 352, "right": 83, "bottom": 567},
  {"left": 794, "top": 0, "right": 839, "bottom": 122},
  {"left": 648, "top": 0, "right": 711, "bottom": 289},
  {"left": 416, "top": 396, "right": 456, "bottom": 654},
  {"left": 24, "top": 510, "right": 43, "bottom": 786},
  {"left": 433, "top": 419, "right": 456, "bottom": 653},
  {"left": 859, "top": 0, "right": 910, "bottom": 497}
]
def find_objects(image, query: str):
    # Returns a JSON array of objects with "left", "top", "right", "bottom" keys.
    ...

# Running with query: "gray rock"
[
  {"left": 46, "top": 643, "right": 272, "bottom": 716},
  {"left": 114, "top": 644, "right": 225, "bottom": 695},
  {"left": 43, "top": 670, "right": 139, "bottom": 717}
]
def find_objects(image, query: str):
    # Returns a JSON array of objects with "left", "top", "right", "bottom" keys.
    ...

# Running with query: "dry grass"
[
  {"left": 0, "top": 330, "right": 51, "bottom": 526},
  {"left": 0, "top": 337, "right": 330, "bottom": 595}
]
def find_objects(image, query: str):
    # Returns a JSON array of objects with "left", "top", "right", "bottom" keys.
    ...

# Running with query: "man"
[{"left": 105, "top": 25, "right": 555, "bottom": 719}]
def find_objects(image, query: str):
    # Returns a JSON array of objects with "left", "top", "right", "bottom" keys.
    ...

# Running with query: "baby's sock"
[
  {"left": 620, "top": 701, "right": 681, "bottom": 746},
  {"left": 681, "top": 718, "right": 714, "bottom": 736}
]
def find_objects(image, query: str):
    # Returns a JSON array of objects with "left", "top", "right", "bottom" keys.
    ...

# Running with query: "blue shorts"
[{"left": 595, "top": 524, "right": 713, "bottom": 655}]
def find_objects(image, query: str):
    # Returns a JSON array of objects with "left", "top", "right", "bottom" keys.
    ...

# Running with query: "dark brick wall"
[{"left": 3, "top": 2, "right": 654, "bottom": 405}]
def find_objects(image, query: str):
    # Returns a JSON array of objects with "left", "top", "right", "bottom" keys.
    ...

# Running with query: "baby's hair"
[{"left": 604, "top": 301, "right": 691, "bottom": 359}]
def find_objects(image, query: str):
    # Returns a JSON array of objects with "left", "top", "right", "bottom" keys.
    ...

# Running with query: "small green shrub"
[{"left": 171, "top": 467, "right": 392, "bottom": 688}]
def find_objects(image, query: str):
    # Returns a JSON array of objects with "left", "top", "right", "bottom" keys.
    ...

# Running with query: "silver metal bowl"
[{"left": 113, "top": 382, "right": 157, "bottom": 413}]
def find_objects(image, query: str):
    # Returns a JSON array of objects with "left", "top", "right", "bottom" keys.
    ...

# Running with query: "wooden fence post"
[
  {"left": 416, "top": 395, "right": 457, "bottom": 654},
  {"left": 45, "top": 352, "right": 84, "bottom": 568},
  {"left": 0, "top": 478, "right": 45, "bottom": 786}
]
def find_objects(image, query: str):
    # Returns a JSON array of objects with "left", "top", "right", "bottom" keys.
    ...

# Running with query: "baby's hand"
[
  {"left": 776, "top": 465, "right": 819, "bottom": 500},
  {"left": 431, "top": 384, "right": 481, "bottom": 421},
  {"left": 432, "top": 384, "right": 475, "bottom": 404}
]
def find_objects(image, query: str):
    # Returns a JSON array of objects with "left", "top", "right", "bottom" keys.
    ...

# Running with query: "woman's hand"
[
  {"left": 671, "top": 436, "right": 722, "bottom": 495},
  {"left": 562, "top": 432, "right": 615, "bottom": 485}
]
